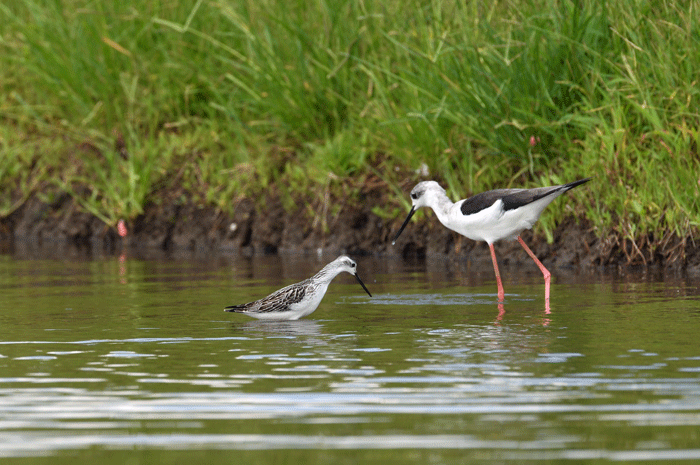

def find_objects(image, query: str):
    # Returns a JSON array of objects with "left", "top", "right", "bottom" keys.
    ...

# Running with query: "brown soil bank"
[{"left": 2, "top": 188, "right": 699, "bottom": 275}]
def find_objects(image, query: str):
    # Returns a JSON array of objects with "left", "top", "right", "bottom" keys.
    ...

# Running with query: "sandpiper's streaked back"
[
  {"left": 224, "top": 256, "right": 372, "bottom": 320},
  {"left": 392, "top": 178, "right": 590, "bottom": 306}
]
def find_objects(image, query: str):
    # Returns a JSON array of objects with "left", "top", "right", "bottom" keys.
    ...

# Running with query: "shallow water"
[{"left": 1, "top": 249, "right": 700, "bottom": 463}]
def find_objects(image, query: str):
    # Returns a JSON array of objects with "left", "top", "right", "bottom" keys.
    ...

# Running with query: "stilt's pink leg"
[
  {"left": 495, "top": 302, "right": 505, "bottom": 325},
  {"left": 517, "top": 236, "right": 551, "bottom": 312},
  {"left": 488, "top": 243, "right": 505, "bottom": 302}
]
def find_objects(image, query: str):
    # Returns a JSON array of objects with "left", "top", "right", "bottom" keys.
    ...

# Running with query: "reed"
[{"left": 0, "top": 0, "right": 697, "bottom": 259}]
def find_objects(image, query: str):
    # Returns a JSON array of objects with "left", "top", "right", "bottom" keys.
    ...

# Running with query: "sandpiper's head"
[
  {"left": 328, "top": 256, "right": 372, "bottom": 297},
  {"left": 330, "top": 255, "right": 359, "bottom": 274},
  {"left": 392, "top": 181, "right": 446, "bottom": 245}
]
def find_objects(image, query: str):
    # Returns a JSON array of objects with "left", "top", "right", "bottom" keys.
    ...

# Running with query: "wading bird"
[
  {"left": 392, "top": 178, "right": 590, "bottom": 305},
  {"left": 224, "top": 256, "right": 372, "bottom": 320}
]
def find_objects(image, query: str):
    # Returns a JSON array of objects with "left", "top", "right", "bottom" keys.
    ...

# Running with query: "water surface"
[{"left": 1, "top": 249, "right": 700, "bottom": 463}]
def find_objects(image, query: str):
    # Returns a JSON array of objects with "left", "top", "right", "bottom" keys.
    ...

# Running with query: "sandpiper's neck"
[{"left": 314, "top": 262, "right": 343, "bottom": 283}]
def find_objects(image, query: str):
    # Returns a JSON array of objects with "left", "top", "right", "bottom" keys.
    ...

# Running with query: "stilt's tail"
[{"left": 563, "top": 177, "right": 592, "bottom": 191}]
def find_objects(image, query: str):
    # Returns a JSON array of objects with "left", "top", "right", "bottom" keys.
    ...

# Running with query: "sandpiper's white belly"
[{"left": 247, "top": 282, "right": 330, "bottom": 321}]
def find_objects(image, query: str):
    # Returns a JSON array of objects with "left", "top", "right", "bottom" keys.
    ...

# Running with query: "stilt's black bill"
[
  {"left": 354, "top": 273, "right": 372, "bottom": 297},
  {"left": 392, "top": 206, "right": 416, "bottom": 245}
]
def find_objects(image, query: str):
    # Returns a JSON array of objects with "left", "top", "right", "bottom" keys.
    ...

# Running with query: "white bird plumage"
[
  {"left": 392, "top": 178, "right": 591, "bottom": 305},
  {"left": 224, "top": 255, "right": 372, "bottom": 320}
]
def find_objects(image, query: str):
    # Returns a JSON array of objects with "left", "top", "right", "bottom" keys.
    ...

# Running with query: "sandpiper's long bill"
[
  {"left": 224, "top": 255, "right": 371, "bottom": 320},
  {"left": 393, "top": 178, "right": 591, "bottom": 307}
]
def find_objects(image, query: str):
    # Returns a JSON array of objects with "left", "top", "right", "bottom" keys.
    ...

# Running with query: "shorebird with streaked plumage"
[
  {"left": 224, "top": 256, "right": 372, "bottom": 320},
  {"left": 392, "top": 178, "right": 591, "bottom": 306}
]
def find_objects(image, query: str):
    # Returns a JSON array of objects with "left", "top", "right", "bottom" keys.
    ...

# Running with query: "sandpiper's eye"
[{"left": 410, "top": 192, "right": 418, "bottom": 200}]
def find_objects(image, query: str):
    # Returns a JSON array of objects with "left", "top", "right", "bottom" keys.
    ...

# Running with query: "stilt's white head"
[
  {"left": 392, "top": 181, "right": 447, "bottom": 244},
  {"left": 409, "top": 181, "right": 445, "bottom": 209}
]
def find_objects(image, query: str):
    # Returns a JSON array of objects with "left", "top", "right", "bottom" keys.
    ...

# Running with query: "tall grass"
[{"left": 0, "top": 0, "right": 698, "bottom": 259}]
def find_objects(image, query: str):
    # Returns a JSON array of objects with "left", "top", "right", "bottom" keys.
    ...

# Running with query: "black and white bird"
[
  {"left": 224, "top": 256, "right": 372, "bottom": 320},
  {"left": 392, "top": 178, "right": 591, "bottom": 304}
]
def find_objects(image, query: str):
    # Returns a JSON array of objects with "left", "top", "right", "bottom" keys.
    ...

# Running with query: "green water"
[{"left": 1, "top": 251, "right": 700, "bottom": 464}]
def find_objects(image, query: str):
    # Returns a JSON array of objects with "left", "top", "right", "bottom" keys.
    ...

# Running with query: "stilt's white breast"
[{"left": 445, "top": 200, "right": 508, "bottom": 243}]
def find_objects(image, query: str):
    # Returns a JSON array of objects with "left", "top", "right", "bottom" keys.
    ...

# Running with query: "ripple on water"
[{"left": 2, "top": 255, "right": 700, "bottom": 460}]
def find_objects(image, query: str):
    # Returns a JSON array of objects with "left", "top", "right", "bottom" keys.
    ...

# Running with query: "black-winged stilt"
[{"left": 392, "top": 178, "right": 591, "bottom": 306}]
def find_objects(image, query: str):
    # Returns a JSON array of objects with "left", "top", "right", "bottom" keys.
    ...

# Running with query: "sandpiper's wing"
[{"left": 224, "top": 279, "right": 309, "bottom": 314}]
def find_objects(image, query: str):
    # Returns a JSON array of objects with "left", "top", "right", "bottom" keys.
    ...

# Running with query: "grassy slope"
[{"left": 0, "top": 0, "right": 698, "bottom": 263}]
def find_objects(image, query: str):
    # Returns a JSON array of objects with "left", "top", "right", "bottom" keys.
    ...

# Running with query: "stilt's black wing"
[{"left": 460, "top": 178, "right": 591, "bottom": 215}]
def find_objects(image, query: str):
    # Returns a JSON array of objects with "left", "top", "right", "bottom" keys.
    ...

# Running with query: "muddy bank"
[{"left": 2, "top": 188, "right": 699, "bottom": 275}]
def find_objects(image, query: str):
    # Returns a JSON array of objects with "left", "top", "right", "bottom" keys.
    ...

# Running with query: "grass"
[{"left": 0, "top": 0, "right": 698, "bottom": 263}]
